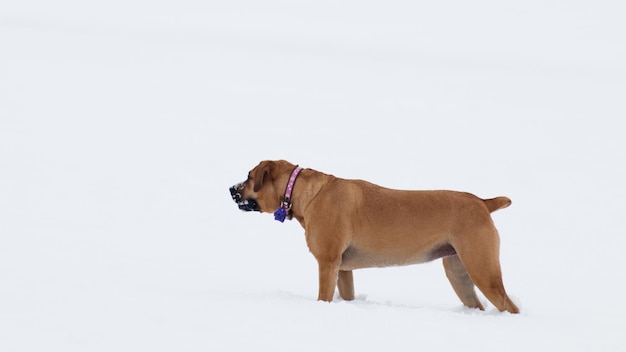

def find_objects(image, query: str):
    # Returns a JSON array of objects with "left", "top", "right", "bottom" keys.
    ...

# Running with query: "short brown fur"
[{"left": 231, "top": 160, "right": 519, "bottom": 313}]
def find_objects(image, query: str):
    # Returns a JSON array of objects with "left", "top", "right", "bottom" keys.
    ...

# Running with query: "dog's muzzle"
[{"left": 230, "top": 184, "right": 260, "bottom": 212}]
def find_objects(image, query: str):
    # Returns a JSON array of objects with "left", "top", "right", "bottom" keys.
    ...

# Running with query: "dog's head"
[{"left": 229, "top": 160, "right": 296, "bottom": 213}]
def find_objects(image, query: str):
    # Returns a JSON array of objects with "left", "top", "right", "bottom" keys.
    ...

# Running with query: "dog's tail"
[{"left": 483, "top": 196, "right": 511, "bottom": 213}]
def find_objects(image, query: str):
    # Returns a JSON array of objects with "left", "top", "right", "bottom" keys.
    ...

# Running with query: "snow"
[{"left": 1, "top": 0, "right": 625, "bottom": 350}]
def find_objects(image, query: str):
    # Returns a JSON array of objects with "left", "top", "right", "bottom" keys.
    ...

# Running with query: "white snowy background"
[{"left": 1, "top": 1, "right": 625, "bottom": 351}]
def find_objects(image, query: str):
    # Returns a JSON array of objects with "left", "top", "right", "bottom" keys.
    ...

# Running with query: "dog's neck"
[{"left": 288, "top": 169, "right": 333, "bottom": 226}]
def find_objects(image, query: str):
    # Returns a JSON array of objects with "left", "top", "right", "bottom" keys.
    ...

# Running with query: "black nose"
[{"left": 230, "top": 185, "right": 241, "bottom": 202}]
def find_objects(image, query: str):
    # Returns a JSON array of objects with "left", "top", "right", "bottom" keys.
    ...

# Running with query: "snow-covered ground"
[{"left": 1, "top": 1, "right": 625, "bottom": 351}]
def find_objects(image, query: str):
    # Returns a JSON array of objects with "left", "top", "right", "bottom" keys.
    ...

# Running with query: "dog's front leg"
[
  {"left": 317, "top": 259, "right": 340, "bottom": 302},
  {"left": 337, "top": 270, "right": 355, "bottom": 301}
]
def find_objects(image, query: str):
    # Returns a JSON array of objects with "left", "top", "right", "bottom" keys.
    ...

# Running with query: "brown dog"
[{"left": 230, "top": 160, "right": 519, "bottom": 313}]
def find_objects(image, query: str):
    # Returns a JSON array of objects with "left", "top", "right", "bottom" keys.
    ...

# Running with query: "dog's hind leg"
[
  {"left": 453, "top": 228, "right": 520, "bottom": 314},
  {"left": 443, "top": 255, "right": 484, "bottom": 310},
  {"left": 337, "top": 270, "right": 355, "bottom": 301}
]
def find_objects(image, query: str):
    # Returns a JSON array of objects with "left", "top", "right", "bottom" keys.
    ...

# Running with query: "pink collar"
[{"left": 274, "top": 166, "right": 303, "bottom": 222}]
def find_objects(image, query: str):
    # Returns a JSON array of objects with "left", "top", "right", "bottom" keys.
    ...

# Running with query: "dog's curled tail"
[{"left": 483, "top": 196, "right": 512, "bottom": 213}]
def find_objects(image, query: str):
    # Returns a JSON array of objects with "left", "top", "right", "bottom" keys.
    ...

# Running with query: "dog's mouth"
[
  {"left": 230, "top": 185, "right": 261, "bottom": 212},
  {"left": 237, "top": 198, "right": 260, "bottom": 212}
]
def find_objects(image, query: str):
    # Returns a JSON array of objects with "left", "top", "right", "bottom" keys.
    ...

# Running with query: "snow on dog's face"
[
  {"left": 229, "top": 180, "right": 260, "bottom": 212},
  {"left": 229, "top": 160, "right": 291, "bottom": 213}
]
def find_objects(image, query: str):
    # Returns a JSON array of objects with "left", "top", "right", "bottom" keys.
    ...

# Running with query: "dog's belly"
[{"left": 340, "top": 243, "right": 456, "bottom": 270}]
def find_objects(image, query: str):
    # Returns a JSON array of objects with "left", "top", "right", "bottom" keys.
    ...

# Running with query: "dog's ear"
[{"left": 253, "top": 161, "right": 272, "bottom": 192}]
